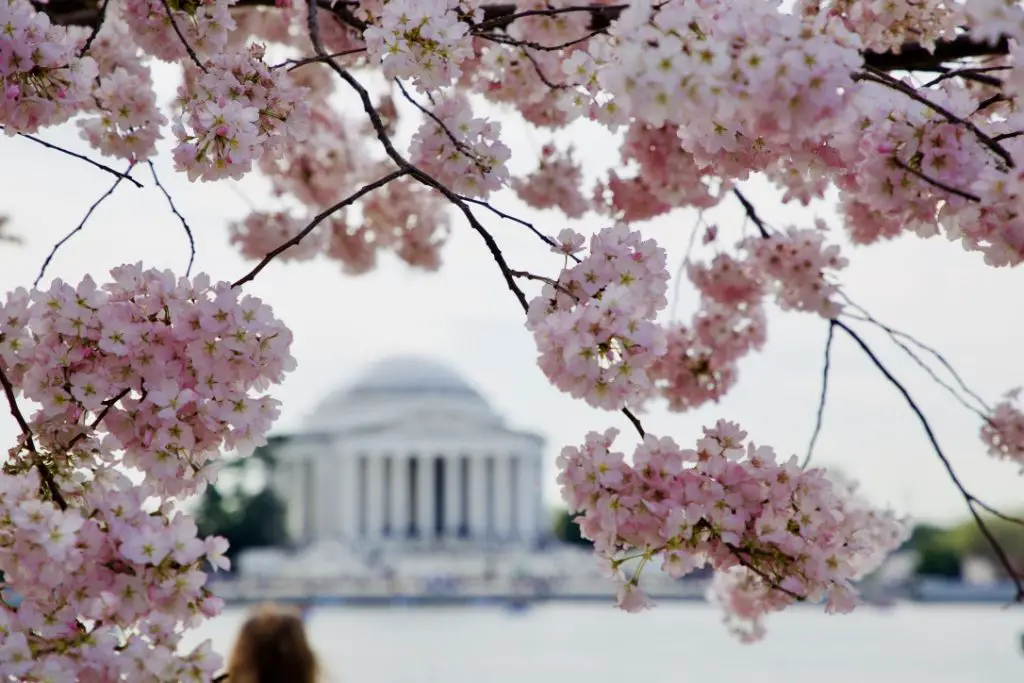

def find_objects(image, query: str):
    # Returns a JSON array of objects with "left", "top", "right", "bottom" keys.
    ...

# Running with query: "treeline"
[{"left": 909, "top": 516, "right": 1024, "bottom": 579}]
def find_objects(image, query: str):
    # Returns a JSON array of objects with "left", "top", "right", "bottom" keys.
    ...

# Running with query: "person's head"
[{"left": 227, "top": 603, "right": 319, "bottom": 683}]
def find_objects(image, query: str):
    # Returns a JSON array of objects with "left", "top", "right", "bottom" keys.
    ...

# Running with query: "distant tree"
[
  {"left": 195, "top": 443, "right": 290, "bottom": 568},
  {"left": 914, "top": 542, "right": 963, "bottom": 579},
  {"left": 553, "top": 508, "right": 592, "bottom": 547}
]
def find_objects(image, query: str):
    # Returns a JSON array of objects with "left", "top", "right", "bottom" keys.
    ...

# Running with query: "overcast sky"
[{"left": 1, "top": 64, "right": 1021, "bottom": 527}]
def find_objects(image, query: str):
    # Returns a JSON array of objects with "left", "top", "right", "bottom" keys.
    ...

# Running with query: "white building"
[{"left": 269, "top": 356, "right": 547, "bottom": 553}]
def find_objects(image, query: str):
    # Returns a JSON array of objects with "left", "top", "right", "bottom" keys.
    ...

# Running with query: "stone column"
[
  {"left": 516, "top": 454, "right": 533, "bottom": 545},
  {"left": 367, "top": 456, "right": 385, "bottom": 543},
  {"left": 494, "top": 456, "right": 512, "bottom": 541},
  {"left": 444, "top": 454, "right": 461, "bottom": 541},
  {"left": 317, "top": 454, "right": 337, "bottom": 539},
  {"left": 390, "top": 454, "right": 409, "bottom": 540},
  {"left": 340, "top": 451, "right": 359, "bottom": 542},
  {"left": 469, "top": 454, "right": 488, "bottom": 541},
  {"left": 417, "top": 453, "right": 434, "bottom": 542},
  {"left": 302, "top": 457, "right": 317, "bottom": 542},
  {"left": 281, "top": 461, "right": 302, "bottom": 543}
]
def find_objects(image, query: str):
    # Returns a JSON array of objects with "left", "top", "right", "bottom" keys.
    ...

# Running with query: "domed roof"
[
  {"left": 303, "top": 355, "right": 498, "bottom": 433},
  {"left": 346, "top": 356, "right": 484, "bottom": 399}
]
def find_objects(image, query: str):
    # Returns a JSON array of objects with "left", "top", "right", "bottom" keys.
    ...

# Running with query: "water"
[{"left": 180, "top": 603, "right": 1024, "bottom": 682}]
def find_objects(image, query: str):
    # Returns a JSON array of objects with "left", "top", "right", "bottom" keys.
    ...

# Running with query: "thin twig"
[
  {"left": 278, "top": 46, "right": 367, "bottom": 70},
  {"left": 77, "top": 0, "right": 110, "bottom": 57},
  {"left": 456, "top": 195, "right": 561, "bottom": 252},
  {"left": 35, "top": 163, "right": 135, "bottom": 289},
  {"left": 232, "top": 168, "right": 409, "bottom": 288},
  {"left": 838, "top": 293, "right": 991, "bottom": 416},
  {"left": 670, "top": 212, "right": 702, "bottom": 323},
  {"left": 0, "top": 366, "right": 65, "bottom": 510},
  {"left": 920, "top": 65, "right": 1009, "bottom": 89},
  {"left": 833, "top": 319, "right": 1024, "bottom": 599},
  {"left": 4, "top": 129, "right": 142, "bottom": 188},
  {"left": 65, "top": 387, "right": 132, "bottom": 451},
  {"left": 158, "top": 0, "right": 208, "bottom": 72},
  {"left": 732, "top": 188, "right": 771, "bottom": 239},
  {"left": 0, "top": 365, "right": 36, "bottom": 453},
  {"left": 478, "top": 27, "right": 606, "bottom": 53},
  {"left": 802, "top": 323, "right": 834, "bottom": 468},
  {"left": 147, "top": 161, "right": 196, "bottom": 277},
  {"left": 890, "top": 158, "right": 981, "bottom": 203},
  {"left": 856, "top": 67, "right": 1015, "bottom": 169},
  {"left": 393, "top": 78, "right": 495, "bottom": 177}
]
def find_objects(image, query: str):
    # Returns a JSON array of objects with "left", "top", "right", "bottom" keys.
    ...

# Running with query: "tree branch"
[
  {"left": 2, "top": 128, "right": 142, "bottom": 188},
  {"left": 35, "top": 163, "right": 135, "bottom": 289},
  {"left": 304, "top": 1, "right": 529, "bottom": 313},
  {"left": 147, "top": 161, "right": 197, "bottom": 277},
  {"left": 832, "top": 319, "right": 1023, "bottom": 599},
  {"left": 732, "top": 188, "right": 771, "bottom": 239},
  {"left": 0, "top": 365, "right": 36, "bottom": 453},
  {"left": 802, "top": 322, "right": 834, "bottom": 468},
  {"left": 76, "top": 0, "right": 109, "bottom": 57},
  {"left": 158, "top": 0, "right": 207, "bottom": 72},
  {"left": 856, "top": 67, "right": 1015, "bottom": 169},
  {"left": 231, "top": 168, "right": 410, "bottom": 288}
]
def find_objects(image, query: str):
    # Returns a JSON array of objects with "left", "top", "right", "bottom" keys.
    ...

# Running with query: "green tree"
[
  {"left": 553, "top": 508, "right": 592, "bottom": 547},
  {"left": 194, "top": 442, "right": 290, "bottom": 568}
]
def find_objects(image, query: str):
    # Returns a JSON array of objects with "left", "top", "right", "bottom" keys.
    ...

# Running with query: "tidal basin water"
[{"left": 179, "top": 603, "right": 1023, "bottom": 682}]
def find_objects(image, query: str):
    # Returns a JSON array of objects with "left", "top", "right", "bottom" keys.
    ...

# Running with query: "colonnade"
[{"left": 280, "top": 451, "right": 541, "bottom": 546}]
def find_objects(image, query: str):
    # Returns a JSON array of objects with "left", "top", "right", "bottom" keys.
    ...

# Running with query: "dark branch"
[
  {"left": 158, "top": 0, "right": 208, "bottom": 72},
  {"left": 231, "top": 168, "right": 409, "bottom": 288},
  {"left": 833, "top": 319, "right": 1024, "bottom": 600},
  {"left": 36, "top": 163, "right": 135, "bottom": 289},
  {"left": 304, "top": 0, "right": 529, "bottom": 313},
  {"left": 457, "top": 195, "right": 562, "bottom": 253},
  {"left": 838, "top": 293, "right": 991, "bottom": 416},
  {"left": 732, "top": 188, "right": 771, "bottom": 239},
  {"left": 147, "top": 161, "right": 197, "bottom": 277},
  {"left": 0, "top": 365, "right": 36, "bottom": 453},
  {"left": 856, "top": 67, "right": 1015, "bottom": 169},
  {"left": 77, "top": 0, "right": 109, "bottom": 57},
  {"left": 802, "top": 322, "right": 834, "bottom": 468},
  {"left": 890, "top": 158, "right": 981, "bottom": 203},
  {"left": 3, "top": 129, "right": 143, "bottom": 188}
]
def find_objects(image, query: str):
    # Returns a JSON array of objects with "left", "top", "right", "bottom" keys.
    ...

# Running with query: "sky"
[{"left": 0, "top": 65, "right": 1022, "bottom": 527}]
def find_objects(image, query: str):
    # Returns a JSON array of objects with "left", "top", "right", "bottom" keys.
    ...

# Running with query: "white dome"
[
  {"left": 346, "top": 356, "right": 485, "bottom": 400},
  {"left": 303, "top": 355, "right": 499, "bottom": 433}
]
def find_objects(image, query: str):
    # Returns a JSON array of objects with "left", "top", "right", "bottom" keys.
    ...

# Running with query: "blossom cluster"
[
  {"left": 172, "top": 44, "right": 311, "bottom": 181},
  {"left": 409, "top": 93, "right": 512, "bottom": 199},
  {"left": 121, "top": 0, "right": 236, "bottom": 62},
  {"left": 528, "top": 223, "right": 847, "bottom": 413},
  {"left": 525, "top": 225, "right": 669, "bottom": 410},
  {"left": 0, "top": 265, "right": 295, "bottom": 679},
  {"left": 0, "top": 0, "right": 97, "bottom": 134},
  {"left": 650, "top": 255, "right": 767, "bottom": 412},
  {"left": 557, "top": 421, "right": 909, "bottom": 639},
  {"left": 980, "top": 390, "right": 1024, "bottom": 469},
  {"left": 512, "top": 144, "right": 589, "bottom": 218},
  {"left": 741, "top": 225, "right": 848, "bottom": 319},
  {"left": 362, "top": 0, "right": 477, "bottom": 92}
]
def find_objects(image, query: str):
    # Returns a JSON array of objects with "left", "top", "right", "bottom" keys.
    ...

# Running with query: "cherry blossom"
[
  {"left": 0, "top": 265, "right": 295, "bottom": 679},
  {"left": 557, "top": 421, "right": 909, "bottom": 638}
]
